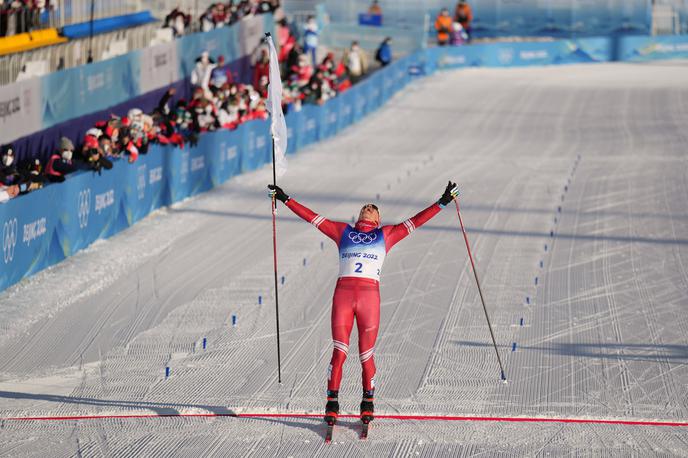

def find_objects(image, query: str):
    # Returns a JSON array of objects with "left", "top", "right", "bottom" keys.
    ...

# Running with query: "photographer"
[{"left": 81, "top": 128, "right": 114, "bottom": 173}]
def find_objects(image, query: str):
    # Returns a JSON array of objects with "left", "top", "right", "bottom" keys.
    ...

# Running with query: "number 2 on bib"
[{"left": 354, "top": 262, "right": 363, "bottom": 273}]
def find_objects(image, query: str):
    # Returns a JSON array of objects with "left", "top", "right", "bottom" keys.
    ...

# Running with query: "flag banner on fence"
[{"left": 265, "top": 33, "right": 288, "bottom": 177}]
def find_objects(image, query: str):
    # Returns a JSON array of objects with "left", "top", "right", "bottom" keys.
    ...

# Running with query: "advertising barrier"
[{"left": 3, "top": 33, "right": 688, "bottom": 292}]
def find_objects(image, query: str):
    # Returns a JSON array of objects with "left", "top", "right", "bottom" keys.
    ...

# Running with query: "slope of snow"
[{"left": 1, "top": 62, "right": 687, "bottom": 456}]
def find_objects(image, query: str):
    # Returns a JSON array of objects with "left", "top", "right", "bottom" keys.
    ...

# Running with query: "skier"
[{"left": 268, "top": 181, "right": 459, "bottom": 429}]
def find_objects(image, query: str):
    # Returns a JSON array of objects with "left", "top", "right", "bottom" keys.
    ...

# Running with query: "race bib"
[{"left": 338, "top": 227, "right": 386, "bottom": 281}]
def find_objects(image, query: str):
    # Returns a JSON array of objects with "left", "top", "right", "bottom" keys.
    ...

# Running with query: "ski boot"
[
  {"left": 324, "top": 390, "right": 339, "bottom": 425},
  {"left": 360, "top": 389, "right": 375, "bottom": 424}
]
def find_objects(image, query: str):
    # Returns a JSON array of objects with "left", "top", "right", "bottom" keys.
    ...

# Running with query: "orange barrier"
[{"left": 0, "top": 28, "right": 67, "bottom": 56}]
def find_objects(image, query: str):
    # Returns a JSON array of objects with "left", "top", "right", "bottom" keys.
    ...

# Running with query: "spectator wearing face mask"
[
  {"left": 0, "top": 144, "right": 20, "bottom": 188},
  {"left": 45, "top": 137, "right": 78, "bottom": 183},
  {"left": 344, "top": 41, "right": 368, "bottom": 84}
]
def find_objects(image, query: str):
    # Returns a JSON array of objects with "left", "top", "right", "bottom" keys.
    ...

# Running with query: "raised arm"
[
  {"left": 269, "top": 185, "right": 347, "bottom": 244},
  {"left": 382, "top": 181, "right": 459, "bottom": 251}
]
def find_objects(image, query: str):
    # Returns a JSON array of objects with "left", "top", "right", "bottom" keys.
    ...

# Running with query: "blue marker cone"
[
  {"left": 281, "top": 276, "right": 285, "bottom": 285},
  {"left": 303, "top": 258, "right": 307, "bottom": 266},
  {"left": 165, "top": 367, "right": 170, "bottom": 378},
  {"left": 520, "top": 318, "right": 524, "bottom": 326},
  {"left": 258, "top": 295, "right": 262, "bottom": 305},
  {"left": 540, "top": 260, "right": 544, "bottom": 268},
  {"left": 203, "top": 337, "right": 207, "bottom": 350},
  {"left": 512, "top": 342, "right": 517, "bottom": 352},
  {"left": 535, "top": 277, "right": 538, "bottom": 285},
  {"left": 232, "top": 314, "right": 237, "bottom": 326},
  {"left": 321, "top": 241, "right": 324, "bottom": 250},
  {"left": 526, "top": 296, "right": 530, "bottom": 305}
]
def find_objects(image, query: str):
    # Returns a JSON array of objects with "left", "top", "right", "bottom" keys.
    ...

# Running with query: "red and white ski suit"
[{"left": 285, "top": 199, "right": 442, "bottom": 392}]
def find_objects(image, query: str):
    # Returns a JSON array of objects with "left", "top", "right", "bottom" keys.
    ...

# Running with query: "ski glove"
[
  {"left": 268, "top": 184, "right": 290, "bottom": 203},
  {"left": 438, "top": 181, "right": 459, "bottom": 207}
]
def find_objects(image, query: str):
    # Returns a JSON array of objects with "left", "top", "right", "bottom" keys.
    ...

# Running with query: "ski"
[{"left": 360, "top": 421, "right": 370, "bottom": 440}]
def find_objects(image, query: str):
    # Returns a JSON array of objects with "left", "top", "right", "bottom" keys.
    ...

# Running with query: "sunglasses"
[{"left": 362, "top": 204, "right": 379, "bottom": 212}]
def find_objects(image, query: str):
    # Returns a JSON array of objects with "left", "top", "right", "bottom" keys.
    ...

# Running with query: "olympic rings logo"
[
  {"left": 78, "top": 189, "right": 91, "bottom": 229},
  {"left": 348, "top": 231, "right": 377, "bottom": 245},
  {"left": 3, "top": 218, "right": 18, "bottom": 264}
]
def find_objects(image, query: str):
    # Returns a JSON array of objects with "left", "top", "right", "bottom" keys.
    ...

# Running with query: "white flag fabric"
[{"left": 265, "top": 34, "right": 288, "bottom": 177}]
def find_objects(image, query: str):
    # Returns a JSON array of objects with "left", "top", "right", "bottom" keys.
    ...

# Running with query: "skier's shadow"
[{"left": 236, "top": 415, "right": 361, "bottom": 441}]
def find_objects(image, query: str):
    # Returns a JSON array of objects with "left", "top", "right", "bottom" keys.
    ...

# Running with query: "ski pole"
[
  {"left": 271, "top": 138, "right": 282, "bottom": 384},
  {"left": 454, "top": 199, "right": 507, "bottom": 382}
]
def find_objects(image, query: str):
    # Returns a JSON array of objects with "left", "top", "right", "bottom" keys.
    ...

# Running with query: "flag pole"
[
  {"left": 265, "top": 31, "right": 289, "bottom": 384},
  {"left": 271, "top": 137, "right": 282, "bottom": 384},
  {"left": 454, "top": 199, "right": 507, "bottom": 382}
]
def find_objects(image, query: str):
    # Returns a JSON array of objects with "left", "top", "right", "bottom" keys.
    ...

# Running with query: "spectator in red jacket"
[{"left": 45, "top": 137, "right": 78, "bottom": 183}]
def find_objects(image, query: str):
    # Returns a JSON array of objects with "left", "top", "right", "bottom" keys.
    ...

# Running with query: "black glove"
[
  {"left": 268, "top": 184, "right": 290, "bottom": 203},
  {"left": 438, "top": 181, "right": 459, "bottom": 207}
]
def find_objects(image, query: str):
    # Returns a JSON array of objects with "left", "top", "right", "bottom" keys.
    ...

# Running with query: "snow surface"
[{"left": 1, "top": 62, "right": 688, "bottom": 456}]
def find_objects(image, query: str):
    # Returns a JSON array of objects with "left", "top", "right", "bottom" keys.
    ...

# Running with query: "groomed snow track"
[{"left": 1, "top": 62, "right": 688, "bottom": 456}]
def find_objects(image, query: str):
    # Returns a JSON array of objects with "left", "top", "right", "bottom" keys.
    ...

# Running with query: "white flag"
[{"left": 265, "top": 34, "right": 288, "bottom": 177}]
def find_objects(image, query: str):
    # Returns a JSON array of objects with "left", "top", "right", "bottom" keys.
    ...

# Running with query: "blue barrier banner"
[
  {"left": 336, "top": 89, "right": 355, "bottom": 132},
  {"left": 424, "top": 37, "right": 614, "bottom": 73},
  {"left": 38, "top": 14, "right": 273, "bottom": 135},
  {"left": 42, "top": 54, "right": 140, "bottom": 129},
  {"left": 177, "top": 27, "right": 241, "bottom": 79},
  {"left": 619, "top": 35, "right": 688, "bottom": 61},
  {"left": 285, "top": 108, "right": 302, "bottom": 153}
]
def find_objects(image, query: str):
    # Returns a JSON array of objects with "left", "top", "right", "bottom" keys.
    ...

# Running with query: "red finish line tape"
[{"left": 1, "top": 412, "right": 687, "bottom": 427}]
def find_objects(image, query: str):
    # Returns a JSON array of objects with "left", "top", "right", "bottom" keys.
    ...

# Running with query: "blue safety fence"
[{"left": 3, "top": 33, "right": 688, "bottom": 292}]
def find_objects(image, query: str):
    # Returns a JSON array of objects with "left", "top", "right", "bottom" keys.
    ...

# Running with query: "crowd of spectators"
[
  {"left": 0, "top": 0, "right": 50, "bottom": 37},
  {"left": 435, "top": 1, "right": 473, "bottom": 46},
  {"left": 164, "top": 0, "right": 281, "bottom": 37},
  {"left": 1, "top": 11, "right": 394, "bottom": 204}
]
